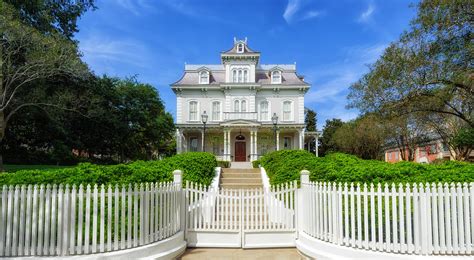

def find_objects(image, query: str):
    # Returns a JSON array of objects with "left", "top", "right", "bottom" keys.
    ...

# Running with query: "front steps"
[{"left": 220, "top": 168, "right": 262, "bottom": 189}]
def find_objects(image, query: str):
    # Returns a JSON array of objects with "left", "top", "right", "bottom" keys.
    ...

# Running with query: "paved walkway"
[{"left": 178, "top": 248, "right": 309, "bottom": 260}]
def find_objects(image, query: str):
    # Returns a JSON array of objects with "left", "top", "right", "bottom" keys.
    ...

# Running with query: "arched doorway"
[{"left": 234, "top": 134, "right": 246, "bottom": 161}]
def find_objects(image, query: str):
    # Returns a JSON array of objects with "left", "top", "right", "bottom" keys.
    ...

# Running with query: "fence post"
[
  {"left": 173, "top": 170, "right": 185, "bottom": 239},
  {"left": 297, "top": 170, "right": 310, "bottom": 238}
]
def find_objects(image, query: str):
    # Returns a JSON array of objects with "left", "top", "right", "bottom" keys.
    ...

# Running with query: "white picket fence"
[
  {"left": 0, "top": 182, "right": 181, "bottom": 257},
  {"left": 301, "top": 178, "right": 474, "bottom": 255}
]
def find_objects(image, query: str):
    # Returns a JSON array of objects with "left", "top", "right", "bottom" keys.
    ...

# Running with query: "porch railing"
[{"left": 223, "top": 112, "right": 257, "bottom": 121}]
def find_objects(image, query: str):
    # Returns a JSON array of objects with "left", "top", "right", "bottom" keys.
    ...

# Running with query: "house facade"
[
  {"left": 171, "top": 38, "right": 310, "bottom": 162},
  {"left": 384, "top": 139, "right": 452, "bottom": 164}
]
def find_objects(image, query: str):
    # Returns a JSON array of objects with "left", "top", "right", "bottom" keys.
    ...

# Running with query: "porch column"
[
  {"left": 250, "top": 131, "right": 254, "bottom": 161},
  {"left": 227, "top": 130, "right": 231, "bottom": 161},
  {"left": 254, "top": 130, "right": 258, "bottom": 160},
  {"left": 223, "top": 130, "right": 227, "bottom": 160},
  {"left": 276, "top": 130, "right": 280, "bottom": 151},
  {"left": 176, "top": 128, "right": 182, "bottom": 154},
  {"left": 299, "top": 129, "right": 305, "bottom": 150}
]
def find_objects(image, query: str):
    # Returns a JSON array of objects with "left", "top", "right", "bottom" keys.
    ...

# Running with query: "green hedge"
[
  {"left": 0, "top": 152, "right": 217, "bottom": 186},
  {"left": 259, "top": 150, "right": 474, "bottom": 185}
]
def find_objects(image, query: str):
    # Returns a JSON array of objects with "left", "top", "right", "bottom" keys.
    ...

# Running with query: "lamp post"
[
  {"left": 272, "top": 113, "right": 278, "bottom": 151},
  {"left": 201, "top": 111, "right": 208, "bottom": 152}
]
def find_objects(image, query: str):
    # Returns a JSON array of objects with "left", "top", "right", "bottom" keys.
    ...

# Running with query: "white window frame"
[
  {"left": 211, "top": 101, "right": 221, "bottom": 121},
  {"left": 259, "top": 100, "right": 269, "bottom": 121},
  {"left": 188, "top": 100, "right": 199, "bottom": 121},
  {"left": 271, "top": 70, "right": 282, "bottom": 84},
  {"left": 232, "top": 70, "right": 237, "bottom": 82},
  {"left": 237, "top": 43, "right": 244, "bottom": 53},
  {"left": 241, "top": 100, "right": 247, "bottom": 112},
  {"left": 282, "top": 100, "right": 293, "bottom": 121},
  {"left": 199, "top": 70, "right": 209, "bottom": 84},
  {"left": 234, "top": 100, "right": 240, "bottom": 112}
]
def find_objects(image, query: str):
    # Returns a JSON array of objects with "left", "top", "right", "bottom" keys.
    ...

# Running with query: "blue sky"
[{"left": 76, "top": 0, "right": 417, "bottom": 129}]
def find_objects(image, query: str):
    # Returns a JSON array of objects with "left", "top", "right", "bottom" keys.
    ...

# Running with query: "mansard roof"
[{"left": 171, "top": 64, "right": 309, "bottom": 86}]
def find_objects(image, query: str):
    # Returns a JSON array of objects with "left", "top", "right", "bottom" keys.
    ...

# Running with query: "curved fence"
[
  {"left": 0, "top": 181, "right": 181, "bottom": 257},
  {"left": 300, "top": 179, "right": 474, "bottom": 256}
]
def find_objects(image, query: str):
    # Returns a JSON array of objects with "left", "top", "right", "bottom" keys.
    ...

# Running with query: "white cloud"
[
  {"left": 358, "top": 4, "right": 375, "bottom": 23},
  {"left": 113, "top": 0, "right": 155, "bottom": 15},
  {"left": 283, "top": 0, "right": 323, "bottom": 23},
  {"left": 303, "top": 43, "right": 388, "bottom": 125}
]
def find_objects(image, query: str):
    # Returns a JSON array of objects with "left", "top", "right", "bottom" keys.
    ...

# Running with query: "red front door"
[{"left": 235, "top": 142, "right": 246, "bottom": 161}]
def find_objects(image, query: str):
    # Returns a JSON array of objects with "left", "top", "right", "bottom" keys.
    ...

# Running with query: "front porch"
[{"left": 176, "top": 122, "right": 305, "bottom": 162}]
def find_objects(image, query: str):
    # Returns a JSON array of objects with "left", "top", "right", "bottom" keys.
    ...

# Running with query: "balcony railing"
[{"left": 223, "top": 112, "right": 258, "bottom": 121}]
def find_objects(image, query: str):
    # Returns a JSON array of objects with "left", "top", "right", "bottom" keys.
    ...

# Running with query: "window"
[
  {"left": 212, "top": 101, "right": 220, "bottom": 121},
  {"left": 199, "top": 71, "right": 209, "bottom": 84},
  {"left": 232, "top": 69, "right": 249, "bottom": 83},
  {"left": 271, "top": 70, "right": 281, "bottom": 84},
  {"left": 241, "top": 100, "right": 247, "bottom": 112},
  {"left": 190, "top": 137, "right": 198, "bottom": 152},
  {"left": 283, "top": 101, "right": 292, "bottom": 121},
  {"left": 189, "top": 101, "right": 198, "bottom": 121},
  {"left": 429, "top": 144, "right": 437, "bottom": 154},
  {"left": 395, "top": 152, "right": 399, "bottom": 160},
  {"left": 234, "top": 100, "right": 240, "bottom": 112},
  {"left": 388, "top": 152, "right": 392, "bottom": 160},
  {"left": 283, "top": 137, "right": 291, "bottom": 149},
  {"left": 260, "top": 101, "right": 269, "bottom": 121},
  {"left": 232, "top": 70, "right": 237, "bottom": 82},
  {"left": 237, "top": 43, "right": 244, "bottom": 53}
]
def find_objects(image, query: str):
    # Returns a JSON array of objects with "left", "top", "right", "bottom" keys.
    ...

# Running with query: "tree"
[
  {"left": 0, "top": 2, "right": 89, "bottom": 168},
  {"left": 332, "top": 114, "right": 388, "bottom": 160},
  {"left": 304, "top": 108, "right": 317, "bottom": 131},
  {"left": 320, "top": 118, "right": 344, "bottom": 156},
  {"left": 4, "top": 0, "right": 96, "bottom": 38},
  {"left": 348, "top": 0, "right": 473, "bottom": 160}
]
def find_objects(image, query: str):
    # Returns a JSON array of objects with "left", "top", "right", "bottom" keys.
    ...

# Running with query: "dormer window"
[
  {"left": 231, "top": 68, "right": 249, "bottom": 83},
  {"left": 271, "top": 70, "right": 282, "bottom": 84},
  {"left": 237, "top": 43, "right": 244, "bottom": 53},
  {"left": 199, "top": 70, "right": 209, "bottom": 84}
]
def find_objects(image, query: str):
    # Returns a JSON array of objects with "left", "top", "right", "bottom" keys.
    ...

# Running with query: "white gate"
[{"left": 185, "top": 181, "right": 297, "bottom": 248}]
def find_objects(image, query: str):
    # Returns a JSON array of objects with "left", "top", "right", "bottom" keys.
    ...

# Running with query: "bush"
[
  {"left": 259, "top": 150, "right": 474, "bottom": 185},
  {"left": 252, "top": 160, "right": 260, "bottom": 168},
  {"left": 0, "top": 152, "right": 217, "bottom": 186},
  {"left": 217, "top": 160, "right": 230, "bottom": 168}
]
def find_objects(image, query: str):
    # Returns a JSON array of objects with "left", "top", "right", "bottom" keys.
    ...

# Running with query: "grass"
[{"left": 3, "top": 164, "right": 75, "bottom": 172}]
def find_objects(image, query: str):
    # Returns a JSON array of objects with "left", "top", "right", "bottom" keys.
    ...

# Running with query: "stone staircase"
[{"left": 220, "top": 168, "right": 262, "bottom": 189}]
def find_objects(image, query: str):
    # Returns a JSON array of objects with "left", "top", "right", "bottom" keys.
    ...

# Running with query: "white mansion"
[{"left": 171, "top": 38, "right": 311, "bottom": 162}]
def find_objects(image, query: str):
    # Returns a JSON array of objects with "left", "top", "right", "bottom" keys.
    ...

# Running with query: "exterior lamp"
[
  {"left": 272, "top": 113, "right": 278, "bottom": 151},
  {"left": 201, "top": 111, "right": 208, "bottom": 152}
]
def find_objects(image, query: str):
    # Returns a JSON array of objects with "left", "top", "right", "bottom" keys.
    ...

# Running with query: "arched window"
[
  {"left": 271, "top": 70, "right": 281, "bottom": 84},
  {"left": 238, "top": 70, "right": 243, "bottom": 82},
  {"left": 199, "top": 70, "right": 209, "bottom": 84},
  {"left": 283, "top": 101, "right": 292, "bottom": 121},
  {"left": 234, "top": 100, "right": 240, "bottom": 112},
  {"left": 232, "top": 70, "right": 237, "bottom": 82},
  {"left": 237, "top": 43, "right": 244, "bottom": 53},
  {"left": 260, "top": 101, "right": 269, "bottom": 121},
  {"left": 212, "top": 101, "right": 221, "bottom": 121},
  {"left": 189, "top": 101, "right": 198, "bottom": 121},
  {"left": 241, "top": 100, "right": 247, "bottom": 112},
  {"left": 243, "top": 70, "right": 248, "bottom": 82}
]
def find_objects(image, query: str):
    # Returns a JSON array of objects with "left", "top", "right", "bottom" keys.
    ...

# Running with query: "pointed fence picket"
[
  {"left": 0, "top": 181, "right": 181, "bottom": 257},
  {"left": 301, "top": 180, "right": 474, "bottom": 256}
]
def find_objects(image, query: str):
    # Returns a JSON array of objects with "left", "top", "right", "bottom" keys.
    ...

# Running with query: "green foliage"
[
  {"left": 260, "top": 150, "right": 474, "bottom": 185},
  {"left": 320, "top": 118, "right": 344, "bottom": 156},
  {"left": 0, "top": 153, "right": 217, "bottom": 186},
  {"left": 217, "top": 161, "right": 230, "bottom": 168},
  {"left": 252, "top": 160, "right": 260, "bottom": 168}
]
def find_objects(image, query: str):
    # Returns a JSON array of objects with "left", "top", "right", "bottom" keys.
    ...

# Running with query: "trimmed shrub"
[
  {"left": 0, "top": 152, "right": 217, "bottom": 186},
  {"left": 217, "top": 161, "right": 230, "bottom": 168},
  {"left": 252, "top": 160, "right": 260, "bottom": 168},
  {"left": 259, "top": 150, "right": 474, "bottom": 185}
]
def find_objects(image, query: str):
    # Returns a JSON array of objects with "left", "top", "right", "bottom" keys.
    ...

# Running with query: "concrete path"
[{"left": 178, "top": 248, "right": 309, "bottom": 260}]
